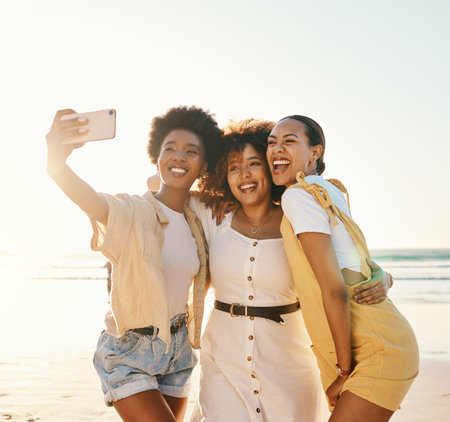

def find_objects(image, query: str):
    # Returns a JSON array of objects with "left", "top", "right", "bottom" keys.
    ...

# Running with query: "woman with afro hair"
[{"left": 46, "top": 106, "right": 222, "bottom": 422}]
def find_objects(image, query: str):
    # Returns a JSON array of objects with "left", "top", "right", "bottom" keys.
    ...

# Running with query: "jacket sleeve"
[{"left": 90, "top": 193, "right": 134, "bottom": 264}]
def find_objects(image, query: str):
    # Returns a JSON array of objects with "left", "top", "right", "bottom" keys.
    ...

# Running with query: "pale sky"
[{"left": 0, "top": 0, "right": 449, "bottom": 254}]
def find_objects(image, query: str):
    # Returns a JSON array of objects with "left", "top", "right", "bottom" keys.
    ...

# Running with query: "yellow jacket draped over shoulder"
[{"left": 280, "top": 172, "right": 419, "bottom": 411}]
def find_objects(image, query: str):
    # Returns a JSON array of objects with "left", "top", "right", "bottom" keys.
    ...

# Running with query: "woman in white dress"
[
  {"left": 188, "top": 119, "right": 326, "bottom": 422},
  {"left": 187, "top": 120, "right": 391, "bottom": 422}
]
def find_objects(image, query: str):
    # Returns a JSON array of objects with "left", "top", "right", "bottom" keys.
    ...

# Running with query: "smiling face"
[
  {"left": 157, "top": 129, "right": 205, "bottom": 192},
  {"left": 226, "top": 144, "right": 272, "bottom": 207},
  {"left": 267, "top": 118, "right": 322, "bottom": 187}
]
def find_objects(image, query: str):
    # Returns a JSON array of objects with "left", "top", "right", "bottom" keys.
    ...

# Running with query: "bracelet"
[{"left": 335, "top": 363, "right": 352, "bottom": 377}]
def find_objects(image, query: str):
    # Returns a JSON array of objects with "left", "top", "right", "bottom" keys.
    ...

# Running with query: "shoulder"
[
  {"left": 100, "top": 191, "right": 154, "bottom": 206},
  {"left": 281, "top": 180, "right": 331, "bottom": 234},
  {"left": 282, "top": 185, "right": 326, "bottom": 215},
  {"left": 104, "top": 191, "right": 166, "bottom": 225},
  {"left": 188, "top": 195, "right": 230, "bottom": 244},
  {"left": 189, "top": 195, "right": 212, "bottom": 225},
  {"left": 306, "top": 176, "right": 350, "bottom": 213},
  {"left": 282, "top": 182, "right": 319, "bottom": 208},
  {"left": 304, "top": 175, "right": 337, "bottom": 193},
  {"left": 188, "top": 195, "right": 232, "bottom": 228},
  {"left": 306, "top": 175, "right": 346, "bottom": 196}
]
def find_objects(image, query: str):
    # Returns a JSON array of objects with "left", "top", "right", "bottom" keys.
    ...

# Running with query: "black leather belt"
[
  {"left": 214, "top": 300, "right": 300, "bottom": 324},
  {"left": 131, "top": 318, "right": 186, "bottom": 336}
]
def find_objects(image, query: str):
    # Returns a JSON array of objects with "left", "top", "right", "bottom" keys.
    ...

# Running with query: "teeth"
[
  {"left": 240, "top": 183, "right": 256, "bottom": 190},
  {"left": 170, "top": 167, "right": 187, "bottom": 174},
  {"left": 273, "top": 160, "right": 290, "bottom": 165}
]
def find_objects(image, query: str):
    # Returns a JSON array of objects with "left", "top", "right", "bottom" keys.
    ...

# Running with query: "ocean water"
[
  {"left": 0, "top": 248, "right": 449, "bottom": 360},
  {"left": 372, "top": 249, "right": 450, "bottom": 304},
  {"left": 370, "top": 249, "right": 450, "bottom": 360}
]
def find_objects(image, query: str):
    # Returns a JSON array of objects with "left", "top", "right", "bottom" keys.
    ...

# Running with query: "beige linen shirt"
[{"left": 90, "top": 191, "right": 208, "bottom": 350}]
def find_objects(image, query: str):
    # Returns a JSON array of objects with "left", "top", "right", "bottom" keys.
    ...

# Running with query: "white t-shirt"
[
  {"left": 157, "top": 199, "right": 200, "bottom": 319},
  {"left": 281, "top": 175, "right": 361, "bottom": 271}
]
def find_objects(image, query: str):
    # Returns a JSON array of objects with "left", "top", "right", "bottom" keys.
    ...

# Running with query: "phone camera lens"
[{"left": 109, "top": 110, "right": 113, "bottom": 115}]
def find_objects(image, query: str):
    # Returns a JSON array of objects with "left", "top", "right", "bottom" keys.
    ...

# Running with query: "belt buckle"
[{"left": 230, "top": 303, "right": 245, "bottom": 317}]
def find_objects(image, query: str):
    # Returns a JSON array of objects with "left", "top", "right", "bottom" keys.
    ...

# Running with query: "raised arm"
[
  {"left": 46, "top": 109, "right": 109, "bottom": 224},
  {"left": 298, "top": 232, "right": 352, "bottom": 407}
]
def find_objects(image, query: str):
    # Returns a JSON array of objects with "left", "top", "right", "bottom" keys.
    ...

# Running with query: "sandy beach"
[
  {"left": 1, "top": 252, "right": 450, "bottom": 421},
  {"left": 0, "top": 355, "right": 449, "bottom": 421}
]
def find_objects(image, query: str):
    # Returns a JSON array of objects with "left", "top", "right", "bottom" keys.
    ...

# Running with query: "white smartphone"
[{"left": 60, "top": 109, "right": 116, "bottom": 144}]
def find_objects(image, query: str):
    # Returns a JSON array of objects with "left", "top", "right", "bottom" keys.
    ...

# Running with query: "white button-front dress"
[{"left": 190, "top": 199, "right": 329, "bottom": 422}]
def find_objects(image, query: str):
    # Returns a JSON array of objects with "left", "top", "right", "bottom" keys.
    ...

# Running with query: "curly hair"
[
  {"left": 147, "top": 106, "right": 223, "bottom": 171},
  {"left": 198, "top": 119, "right": 285, "bottom": 205}
]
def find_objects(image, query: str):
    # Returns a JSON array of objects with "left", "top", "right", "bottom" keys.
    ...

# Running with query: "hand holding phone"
[{"left": 60, "top": 109, "right": 116, "bottom": 144}]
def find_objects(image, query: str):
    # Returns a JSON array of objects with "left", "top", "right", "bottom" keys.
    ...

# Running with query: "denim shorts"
[{"left": 93, "top": 314, "right": 198, "bottom": 406}]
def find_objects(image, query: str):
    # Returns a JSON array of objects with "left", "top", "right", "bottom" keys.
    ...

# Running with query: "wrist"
[
  {"left": 335, "top": 363, "right": 352, "bottom": 377},
  {"left": 46, "top": 162, "right": 68, "bottom": 177}
]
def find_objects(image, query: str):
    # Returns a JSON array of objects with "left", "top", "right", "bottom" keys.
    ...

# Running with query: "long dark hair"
[{"left": 279, "top": 115, "right": 326, "bottom": 175}]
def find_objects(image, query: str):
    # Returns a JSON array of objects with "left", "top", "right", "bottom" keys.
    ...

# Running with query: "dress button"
[
  {"left": 247, "top": 276, "right": 252, "bottom": 281},
  {"left": 247, "top": 356, "right": 252, "bottom": 361},
  {"left": 248, "top": 335, "right": 254, "bottom": 340},
  {"left": 253, "top": 241, "right": 257, "bottom": 246},
  {"left": 253, "top": 390, "right": 259, "bottom": 395},
  {"left": 256, "top": 408, "right": 261, "bottom": 413},
  {"left": 250, "top": 316, "right": 254, "bottom": 320},
  {"left": 249, "top": 295, "right": 254, "bottom": 300},
  {"left": 251, "top": 373, "right": 256, "bottom": 378},
  {"left": 250, "top": 256, "right": 255, "bottom": 261}
]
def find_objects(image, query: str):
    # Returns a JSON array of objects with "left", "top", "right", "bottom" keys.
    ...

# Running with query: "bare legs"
[
  {"left": 164, "top": 394, "right": 188, "bottom": 421},
  {"left": 113, "top": 390, "right": 188, "bottom": 422},
  {"left": 112, "top": 386, "right": 394, "bottom": 421},
  {"left": 329, "top": 391, "right": 394, "bottom": 422}
]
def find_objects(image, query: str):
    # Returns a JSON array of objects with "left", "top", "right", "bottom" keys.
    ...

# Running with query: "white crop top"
[
  {"left": 157, "top": 199, "right": 200, "bottom": 319},
  {"left": 281, "top": 175, "right": 361, "bottom": 272}
]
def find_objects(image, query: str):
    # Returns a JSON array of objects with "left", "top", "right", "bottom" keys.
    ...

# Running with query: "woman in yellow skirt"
[{"left": 266, "top": 115, "right": 419, "bottom": 421}]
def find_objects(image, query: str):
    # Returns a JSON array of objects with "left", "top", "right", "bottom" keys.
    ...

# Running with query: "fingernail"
[
  {"left": 357, "top": 300, "right": 362, "bottom": 303},
  {"left": 78, "top": 128, "right": 88, "bottom": 133},
  {"left": 78, "top": 118, "right": 88, "bottom": 123}
]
